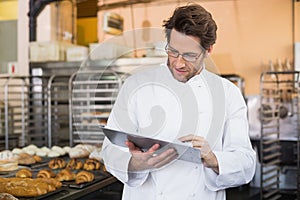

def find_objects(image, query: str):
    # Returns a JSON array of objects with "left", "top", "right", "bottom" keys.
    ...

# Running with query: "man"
[{"left": 101, "top": 4, "right": 256, "bottom": 200}]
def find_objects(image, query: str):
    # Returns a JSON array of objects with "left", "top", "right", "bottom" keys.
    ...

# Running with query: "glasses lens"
[
  {"left": 166, "top": 48, "right": 179, "bottom": 58},
  {"left": 182, "top": 55, "right": 198, "bottom": 62}
]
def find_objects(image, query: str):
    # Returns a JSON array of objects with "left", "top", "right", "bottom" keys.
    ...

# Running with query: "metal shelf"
[
  {"left": 259, "top": 71, "right": 300, "bottom": 199},
  {"left": 69, "top": 70, "right": 123, "bottom": 146}
]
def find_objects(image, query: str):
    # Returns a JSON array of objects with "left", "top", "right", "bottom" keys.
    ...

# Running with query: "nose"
[{"left": 175, "top": 55, "right": 186, "bottom": 67}]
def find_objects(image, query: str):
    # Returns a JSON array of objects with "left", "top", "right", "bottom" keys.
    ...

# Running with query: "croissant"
[
  {"left": 48, "top": 158, "right": 66, "bottom": 169},
  {"left": 37, "top": 169, "right": 56, "bottom": 178},
  {"left": 66, "top": 158, "right": 83, "bottom": 170},
  {"left": 83, "top": 158, "right": 101, "bottom": 170},
  {"left": 75, "top": 171, "right": 95, "bottom": 184},
  {"left": 56, "top": 169, "right": 76, "bottom": 181},
  {"left": 16, "top": 168, "right": 32, "bottom": 178}
]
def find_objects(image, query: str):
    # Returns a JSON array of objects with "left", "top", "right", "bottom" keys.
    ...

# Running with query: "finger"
[
  {"left": 126, "top": 140, "right": 142, "bottom": 152},
  {"left": 150, "top": 148, "right": 176, "bottom": 164},
  {"left": 153, "top": 151, "right": 178, "bottom": 168},
  {"left": 191, "top": 140, "right": 204, "bottom": 147},
  {"left": 178, "top": 134, "right": 195, "bottom": 142},
  {"left": 147, "top": 143, "right": 160, "bottom": 153}
]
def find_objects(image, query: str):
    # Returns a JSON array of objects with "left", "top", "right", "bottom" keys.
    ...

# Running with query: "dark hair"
[{"left": 163, "top": 4, "right": 217, "bottom": 50}]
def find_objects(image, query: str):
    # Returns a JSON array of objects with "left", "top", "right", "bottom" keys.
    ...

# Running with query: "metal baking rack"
[
  {"left": 47, "top": 75, "right": 71, "bottom": 147},
  {"left": 0, "top": 74, "right": 71, "bottom": 150},
  {"left": 69, "top": 70, "right": 122, "bottom": 146},
  {"left": 260, "top": 71, "right": 300, "bottom": 199},
  {"left": 0, "top": 75, "right": 50, "bottom": 149}
]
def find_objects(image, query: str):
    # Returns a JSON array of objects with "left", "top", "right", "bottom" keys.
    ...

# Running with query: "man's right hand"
[{"left": 126, "top": 140, "right": 178, "bottom": 171}]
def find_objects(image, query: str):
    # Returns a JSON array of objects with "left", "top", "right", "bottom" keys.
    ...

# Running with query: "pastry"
[
  {"left": 16, "top": 168, "right": 32, "bottom": 178},
  {"left": 51, "top": 146, "right": 66, "bottom": 156},
  {"left": 66, "top": 158, "right": 83, "bottom": 170},
  {"left": 26, "top": 144, "right": 38, "bottom": 151},
  {"left": 63, "top": 146, "right": 71, "bottom": 153},
  {"left": 37, "top": 169, "right": 56, "bottom": 178},
  {"left": 0, "top": 193, "right": 19, "bottom": 200},
  {"left": 22, "top": 147, "right": 36, "bottom": 156},
  {"left": 0, "top": 150, "right": 16, "bottom": 161},
  {"left": 0, "top": 161, "right": 18, "bottom": 172},
  {"left": 33, "top": 155, "right": 42, "bottom": 163},
  {"left": 68, "top": 144, "right": 97, "bottom": 159},
  {"left": 83, "top": 158, "right": 101, "bottom": 170},
  {"left": 0, "top": 178, "right": 47, "bottom": 197},
  {"left": 17, "top": 153, "right": 36, "bottom": 165},
  {"left": 48, "top": 158, "right": 66, "bottom": 169},
  {"left": 56, "top": 169, "right": 76, "bottom": 181},
  {"left": 75, "top": 171, "right": 95, "bottom": 184},
  {"left": 0, "top": 150, "right": 18, "bottom": 171},
  {"left": 36, "top": 178, "right": 62, "bottom": 189},
  {"left": 40, "top": 146, "right": 51, "bottom": 153},
  {"left": 36, "top": 150, "right": 47, "bottom": 157},
  {"left": 0, "top": 177, "right": 62, "bottom": 197},
  {"left": 47, "top": 151, "right": 60, "bottom": 158},
  {"left": 68, "top": 146, "right": 89, "bottom": 159},
  {"left": 12, "top": 148, "right": 23, "bottom": 155}
]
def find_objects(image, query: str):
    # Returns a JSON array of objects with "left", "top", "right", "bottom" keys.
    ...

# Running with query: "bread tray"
[
  {"left": 67, "top": 171, "right": 109, "bottom": 189},
  {"left": 18, "top": 186, "right": 69, "bottom": 200}
]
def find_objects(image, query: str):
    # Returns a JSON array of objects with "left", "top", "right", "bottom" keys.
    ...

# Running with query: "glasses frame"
[{"left": 165, "top": 44, "right": 205, "bottom": 62}]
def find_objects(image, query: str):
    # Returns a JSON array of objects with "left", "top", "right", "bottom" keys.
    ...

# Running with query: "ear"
[{"left": 207, "top": 45, "right": 213, "bottom": 54}]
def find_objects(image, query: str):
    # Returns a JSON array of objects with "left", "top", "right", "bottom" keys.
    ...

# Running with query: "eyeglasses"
[{"left": 165, "top": 44, "right": 204, "bottom": 62}]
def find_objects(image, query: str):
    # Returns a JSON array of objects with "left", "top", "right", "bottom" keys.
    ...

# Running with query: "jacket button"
[{"left": 190, "top": 193, "right": 195, "bottom": 197}]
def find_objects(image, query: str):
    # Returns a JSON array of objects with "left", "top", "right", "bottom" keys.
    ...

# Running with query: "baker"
[{"left": 101, "top": 3, "right": 256, "bottom": 200}]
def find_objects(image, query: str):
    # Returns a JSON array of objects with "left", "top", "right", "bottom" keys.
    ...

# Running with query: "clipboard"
[{"left": 101, "top": 127, "right": 201, "bottom": 164}]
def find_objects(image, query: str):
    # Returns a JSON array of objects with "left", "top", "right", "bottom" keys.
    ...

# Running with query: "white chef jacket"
[{"left": 101, "top": 64, "right": 256, "bottom": 200}]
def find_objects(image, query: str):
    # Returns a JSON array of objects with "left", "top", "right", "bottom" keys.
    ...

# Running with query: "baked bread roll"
[
  {"left": 47, "top": 151, "right": 60, "bottom": 158},
  {"left": 2, "top": 178, "right": 48, "bottom": 197},
  {"left": 63, "top": 146, "right": 71, "bottom": 153},
  {"left": 75, "top": 171, "right": 95, "bottom": 184},
  {"left": 56, "top": 169, "right": 76, "bottom": 181},
  {"left": 16, "top": 168, "right": 32, "bottom": 178},
  {"left": 48, "top": 158, "right": 66, "bottom": 169},
  {"left": 68, "top": 144, "right": 97, "bottom": 159},
  {"left": 33, "top": 155, "right": 42, "bottom": 163},
  {"left": 0, "top": 162, "right": 18, "bottom": 172},
  {"left": 0, "top": 193, "right": 19, "bottom": 200},
  {"left": 83, "top": 158, "right": 101, "bottom": 170},
  {"left": 18, "top": 153, "right": 36, "bottom": 165},
  {"left": 36, "top": 178, "right": 62, "bottom": 189},
  {"left": 68, "top": 146, "right": 89, "bottom": 159},
  {"left": 37, "top": 169, "right": 56, "bottom": 178},
  {"left": 22, "top": 148, "right": 35, "bottom": 156},
  {"left": 12, "top": 148, "right": 23, "bottom": 155},
  {"left": 51, "top": 146, "right": 66, "bottom": 156},
  {"left": 40, "top": 146, "right": 51, "bottom": 153},
  {"left": 0, "top": 150, "right": 16, "bottom": 161},
  {"left": 0, "top": 177, "right": 62, "bottom": 197},
  {"left": 36, "top": 150, "right": 47, "bottom": 157},
  {"left": 66, "top": 158, "right": 83, "bottom": 170},
  {"left": 0, "top": 150, "right": 18, "bottom": 171}
]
